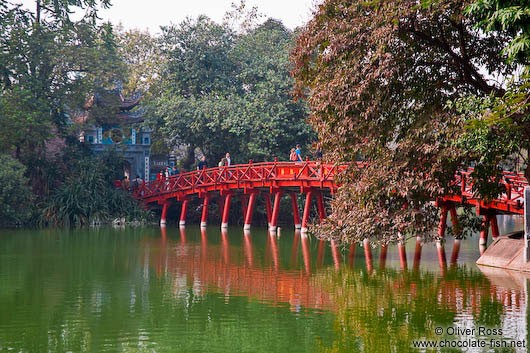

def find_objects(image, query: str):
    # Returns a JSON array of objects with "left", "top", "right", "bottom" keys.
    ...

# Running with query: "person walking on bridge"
[
  {"left": 290, "top": 148, "right": 297, "bottom": 161},
  {"left": 295, "top": 144, "right": 303, "bottom": 162},
  {"left": 225, "top": 153, "right": 231, "bottom": 166},
  {"left": 197, "top": 156, "right": 208, "bottom": 170},
  {"left": 171, "top": 165, "right": 179, "bottom": 177}
]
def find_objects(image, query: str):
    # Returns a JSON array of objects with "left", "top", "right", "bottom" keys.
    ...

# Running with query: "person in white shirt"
[{"left": 225, "top": 153, "right": 231, "bottom": 166}]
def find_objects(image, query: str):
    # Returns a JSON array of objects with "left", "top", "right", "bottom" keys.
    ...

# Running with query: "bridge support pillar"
[
  {"left": 301, "top": 191, "right": 313, "bottom": 233},
  {"left": 160, "top": 201, "right": 170, "bottom": 225},
  {"left": 480, "top": 214, "right": 492, "bottom": 246},
  {"left": 290, "top": 193, "right": 301, "bottom": 229},
  {"left": 264, "top": 193, "right": 272, "bottom": 227},
  {"left": 269, "top": 191, "right": 283, "bottom": 231},
  {"left": 201, "top": 195, "right": 210, "bottom": 228},
  {"left": 244, "top": 192, "right": 257, "bottom": 230},
  {"left": 490, "top": 214, "right": 499, "bottom": 239},
  {"left": 221, "top": 194, "right": 232, "bottom": 228},
  {"left": 179, "top": 198, "right": 189, "bottom": 227}
]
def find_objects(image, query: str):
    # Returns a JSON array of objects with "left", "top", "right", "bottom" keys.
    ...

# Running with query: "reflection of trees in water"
[
  {"left": 312, "top": 266, "right": 524, "bottom": 353},
  {"left": 149, "top": 228, "right": 527, "bottom": 353}
]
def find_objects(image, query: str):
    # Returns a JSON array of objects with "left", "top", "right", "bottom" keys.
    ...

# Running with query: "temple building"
[{"left": 75, "top": 89, "right": 153, "bottom": 181}]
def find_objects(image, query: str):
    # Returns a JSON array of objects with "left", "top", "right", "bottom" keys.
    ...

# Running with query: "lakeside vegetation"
[
  {"left": 1, "top": 0, "right": 529, "bottom": 242},
  {"left": 0, "top": 1, "right": 312, "bottom": 227}
]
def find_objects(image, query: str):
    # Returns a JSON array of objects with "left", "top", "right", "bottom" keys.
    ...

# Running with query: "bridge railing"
[
  {"left": 448, "top": 169, "right": 528, "bottom": 212},
  {"left": 132, "top": 159, "right": 530, "bottom": 214},
  {"left": 133, "top": 160, "right": 352, "bottom": 200}
]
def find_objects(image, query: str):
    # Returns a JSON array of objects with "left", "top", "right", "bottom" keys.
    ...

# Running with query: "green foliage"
[
  {"left": 448, "top": 76, "right": 530, "bottom": 198},
  {"left": 153, "top": 15, "right": 314, "bottom": 166},
  {"left": 0, "top": 1, "right": 126, "bottom": 197},
  {"left": 41, "top": 152, "right": 152, "bottom": 227},
  {"left": 0, "top": 154, "right": 34, "bottom": 226},
  {"left": 116, "top": 27, "right": 163, "bottom": 99},
  {"left": 466, "top": 0, "right": 530, "bottom": 64}
]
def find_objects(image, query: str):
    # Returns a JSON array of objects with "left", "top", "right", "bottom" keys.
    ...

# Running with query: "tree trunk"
[
  {"left": 182, "top": 144, "right": 195, "bottom": 171},
  {"left": 36, "top": 0, "right": 41, "bottom": 24}
]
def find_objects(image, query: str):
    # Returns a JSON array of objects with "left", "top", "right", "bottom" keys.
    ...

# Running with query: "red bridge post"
[
  {"left": 243, "top": 192, "right": 258, "bottom": 230},
  {"left": 221, "top": 194, "right": 232, "bottom": 228},
  {"left": 290, "top": 193, "right": 301, "bottom": 229},
  {"left": 301, "top": 191, "right": 313, "bottom": 233},
  {"left": 490, "top": 214, "right": 499, "bottom": 239},
  {"left": 200, "top": 194, "right": 210, "bottom": 228},
  {"left": 179, "top": 198, "right": 189, "bottom": 227},
  {"left": 160, "top": 200, "right": 170, "bottom": 226},
  {"left": 269, "top": 190, "right": 283, "bottom": 231}
]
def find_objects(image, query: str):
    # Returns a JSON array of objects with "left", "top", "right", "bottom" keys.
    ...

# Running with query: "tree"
[
  {"left": 466, "top": 0, "right": 530, "bottom": 64},
  {"left": 0, "top": 154, "right": 34, "bottom": 226},
  {"left": 291, "top": 0, "right": 521, "bottom": 244},
  {"left": 154, "top": 15, "right": 314, "bottom": 168},
  {"left": 116, "top": 27, "right": 163, "bottom": 99},
  {"left": 0, "top": 1, "right": 125, "bottom": 196}
]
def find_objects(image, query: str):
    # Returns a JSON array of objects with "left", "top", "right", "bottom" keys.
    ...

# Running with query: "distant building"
[{"left": 76, "top": 89, "right": 153, "bottom": 180}]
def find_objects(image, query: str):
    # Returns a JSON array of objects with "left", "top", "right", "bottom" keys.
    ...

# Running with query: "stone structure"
[{"left": 76, "top": 89, "right": 152, "bottom": 181}]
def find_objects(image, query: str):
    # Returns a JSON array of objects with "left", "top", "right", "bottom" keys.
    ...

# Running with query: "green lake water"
[{"left": 0, "top": 217, "right": 528, "bottom": 352}]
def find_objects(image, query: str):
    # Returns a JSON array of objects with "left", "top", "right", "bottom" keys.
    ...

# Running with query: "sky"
[{"left": 19, "top": 0, "right": 318, "bottom": 33}]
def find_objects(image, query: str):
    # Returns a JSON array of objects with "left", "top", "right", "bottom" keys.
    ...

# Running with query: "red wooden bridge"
[{"left": 132, "top": 159, "right": 529, "bottom": 245}]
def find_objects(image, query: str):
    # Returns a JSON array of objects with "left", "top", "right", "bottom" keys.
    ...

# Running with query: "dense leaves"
[
  {"left": 154, "top": 16, "right": 314, "bottom": 167},
  {"left": 41, "top": 152, "right": 152, "bottom": 226},
  {"left": 291, "top": 0, "right": 521, "bottom": 244},
  {"left": 466, "top": 0, "right": 530, "bottom": 64},
  {"left": 0, "top": 1, "right": 126, "bottom": 197},
  {"left": 0, "top": 155, "right": 34, "bottom": 226}
]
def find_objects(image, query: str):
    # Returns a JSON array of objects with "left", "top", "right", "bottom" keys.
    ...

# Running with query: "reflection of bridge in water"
[{"left": 144, "top": 227, "right": 526, "bottom": 316}]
